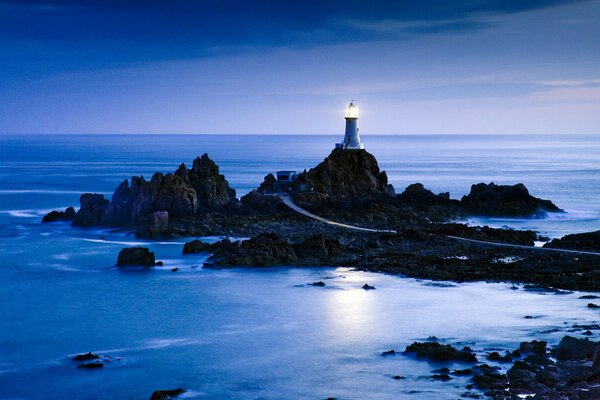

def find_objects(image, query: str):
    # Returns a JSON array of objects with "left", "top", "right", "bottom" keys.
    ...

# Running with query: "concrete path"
[
  {"left": 278, "top": 194, "right": 396, "bottom": 234},
  {"left": 277, "top": 193, "right": 600, "bottom": 257}
]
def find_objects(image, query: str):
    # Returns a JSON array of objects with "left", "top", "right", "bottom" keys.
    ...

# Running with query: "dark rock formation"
[
  {"left": 182, "top": 239, "right": 213, "bottom": 254},
  {"left": 381, "top": 349, "right": 396, "bottom": 356},
  {"left": 149, "top": 388, "right": 186, "bottom": 400},
  {"left": 397, "top": 183, "right": 455, "bottom": 207},
  {"left": 295, "top": 148, "right": 395, "bottom": 199},
  {"left": 257, "top": 173, "right": 276, "bottom": 193},
  {"left": 519, "top": 340, "right": 547, "bottom": 355},
  {"left": 72, "top": 194, "right": 109, "bottom": 227},
  {"left": 73, "top": 352, "right": 99, "bottom": 361},
  {"left": 150, "top": 211, "right": 169, "bottom": 235},
  {"left": 74, "top": 154, "right": 238, "bottom": 229},
  {"left": 460, "top": 182, "right": 562, "bottom": 217},
  {"left": 544, "top": 230, "right": 600, "bottom": 252},
  {"left": 116, "top": 247, "right": 157, "bottom": 267},
  {"left": 404, "top": 342, "right": 477, "bottom": 362},
  {"left": 205, "top": 233, "right": 298, "bottom": 267},
  {"left": 293, "top": 234, "right": 340, "bottom": 261},
  {"left": 311, "top": 281, "right": 325, "bottom": 287},
  {"left": 240, "top": 190, "right": 283, "bottom": 214},
  {"left": 362, "top": 283, "right": 375, "bottom": 290},
  {"left": 77, "top": 362, "right": 103, "bottom": 369},
  {"left": 42, "top": 206, "right": 76, "bottom": 223},
  {"left": 551, "top": 336, "right": 599, "bottom": 361}
]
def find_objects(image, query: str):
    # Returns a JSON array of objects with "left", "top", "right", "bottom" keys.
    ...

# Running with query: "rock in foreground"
[{"left": 116, "top": 247, "right": 157, "bottom": 267}]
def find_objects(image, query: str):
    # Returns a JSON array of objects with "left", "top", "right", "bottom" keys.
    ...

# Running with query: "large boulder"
[
  {"left": 72, "top": 194, "right": 109, "bottom": 227},
  {"left": 460, "top": 182, "right": 562, "bottom": 217},
  {"left": 404, "top": 341, "right": 477, "bottom": 362},
  {"left": 551, "top": 336, "right": 600, "bottom": 361},
  {"left": 116, "top": 247, "right": 157, "bottom": 267},
  {"left": 240, "top": 190, "right": 282, "bottom": 214},
  {"left": 544, "top": 230, "right": 600, "bottom": 252},
  {"left": 296, "top": 149, "right": 395, "bottom": 198}
]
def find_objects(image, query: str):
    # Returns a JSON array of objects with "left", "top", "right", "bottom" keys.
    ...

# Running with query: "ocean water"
[{"left": 0, "top": 134, "right": 599, "bottom": 399}]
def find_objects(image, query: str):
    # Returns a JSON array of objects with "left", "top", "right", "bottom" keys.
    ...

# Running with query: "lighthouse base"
[{"left": 335, "top": 142, "right": 365, "bottom": 150}]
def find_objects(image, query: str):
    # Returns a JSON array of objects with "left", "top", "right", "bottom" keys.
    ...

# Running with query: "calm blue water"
[{"left": 0, "top": 134, "right": 599, "bottom": 399}]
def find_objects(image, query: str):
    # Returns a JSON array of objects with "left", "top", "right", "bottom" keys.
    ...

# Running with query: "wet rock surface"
[
  {"left": 42, "top": 207, "right": 76, "bottom": 223},
  {"left": 545, "top": 230, "right": 600, "bottom": 252},
  {"left": 397, "top": 335, "right": 600, "bottom": 399}
]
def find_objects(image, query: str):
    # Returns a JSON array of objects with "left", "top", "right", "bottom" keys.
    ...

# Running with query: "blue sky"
[{"left": 1, "top": 0, "right": 599, "bottom": 134}]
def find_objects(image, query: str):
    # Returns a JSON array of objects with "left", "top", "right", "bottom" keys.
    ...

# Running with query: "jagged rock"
[
  {"left": 116, "top": 247, "right": 157, "bottom": 267},
  {"left": 258, "top": 173, "right": 276, "bottom": 193},
  {"left": 42, "top": 206, "right": 76, "bottom": 223},
  {"left": 551, "top": 336, "right": 600, "bottom": 361},
  {"left": 362, "top": 283, "right": 375, "bottom": 290},
  {"left": 131, "top": 173, "right": 197, "bottom": 225},
  {"left": 178, "top": 154, "right": 236, "bottom": 209},
  {"left": 150, "top": 211, "right": 169, "bottom": 235},
  {"left": 295, "top": 148, "right": 395, "bottom": 198},
  {"left": 103, "top": 179, "right": 134, "bottom": 225},
  {"left": 404, "top": 342, "right": 477, "bottom": 362},
  {"left": 72, "top": 194, "right": 109, "bottom": 227},
  {"left": 544, "top": 230, "right": 600, "bottom": 252},
  {"left": 381, "top": 349, "right": 396, "bottom": 356},
  {"left": 311, "top": 281, "right": 325, "bottom": 287},
  {"left": 149, "top": 388, "right": 186, "bottom": 400},
  {"left": 460, "top": 182, "right": 562, "bottom": 217},
  {"left": 182, "top": 239, "right": 213, "bottom": 254}
]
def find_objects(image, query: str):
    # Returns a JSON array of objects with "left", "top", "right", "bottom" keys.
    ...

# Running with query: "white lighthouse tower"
[{"left": 336, "top": 101, "right": 364, "bottom": 150}]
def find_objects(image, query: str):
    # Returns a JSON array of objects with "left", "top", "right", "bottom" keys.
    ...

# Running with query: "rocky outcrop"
[
  {"left": 544, "top": 230, "right": 600, "bottom": 252},
  {"left": 72, "top": 194, "right": 109, "bottom": 227},
  {"left": 460, "top": 182, "right": 562, "bottom": 217},
  {"left": 201, "top": 233, "right": 348, "bottom": 268},
  {"left": 296, "top": 149, "right": 395, "bottom": 198},
  {"left": 42, "top": 206, "right": 76, "bottom": 223},
  {"left": 257, "top": 173, "right": 276, "bottom": 193},
  {"left": 404, "top": 342, "right": 477, "bottom": 362},
  {"left": 116, "top": 247, "right": 158, "bottom": 267},
  {"left": 73, "top": 154, "right": 238, "bottom": 229},
  {"left": 397, "top": 183, "right": 453, "bottom": 206}
]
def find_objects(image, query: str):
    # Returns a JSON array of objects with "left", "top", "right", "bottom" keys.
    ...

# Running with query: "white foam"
[{"left": 80, "top": 238, "right": 150, "bottom": 246}]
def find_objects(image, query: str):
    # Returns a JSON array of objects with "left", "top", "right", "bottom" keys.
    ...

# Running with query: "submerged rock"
[
  {"left": 77, "top": 362, "right": 103, "bottom": 369},
  {"left": 42, "top": 207, "right": 76, "bottom": 223},
  {"left": 460, "top": 182, "right": 562, "bottom": 217},
  {"left": 149, "top": 388, "right": 186, "bottom": 400},
  {"left": 116, "top": 247, "right": 157, "bottom": 267},
  {"left": 362, "top": 283, "right": 376, "bottom": 290}
]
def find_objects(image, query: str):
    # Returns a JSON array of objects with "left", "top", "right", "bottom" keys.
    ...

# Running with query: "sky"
[{"left": 1, "top": 0, "right": 599, "bottom": 135}]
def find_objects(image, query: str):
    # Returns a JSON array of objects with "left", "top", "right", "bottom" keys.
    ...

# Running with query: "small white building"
[{"left": 336, "top": 101, "right": 364, "bottom": 150}]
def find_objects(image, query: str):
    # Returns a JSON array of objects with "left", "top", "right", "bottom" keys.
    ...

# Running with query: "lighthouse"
[{"left": 336, "top": 101, "right": 364, "bottom": 150}]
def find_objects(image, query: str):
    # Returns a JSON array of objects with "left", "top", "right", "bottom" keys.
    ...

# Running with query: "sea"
[{"left": 0, "top": 134, "right": 599, "bottom": 399}]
